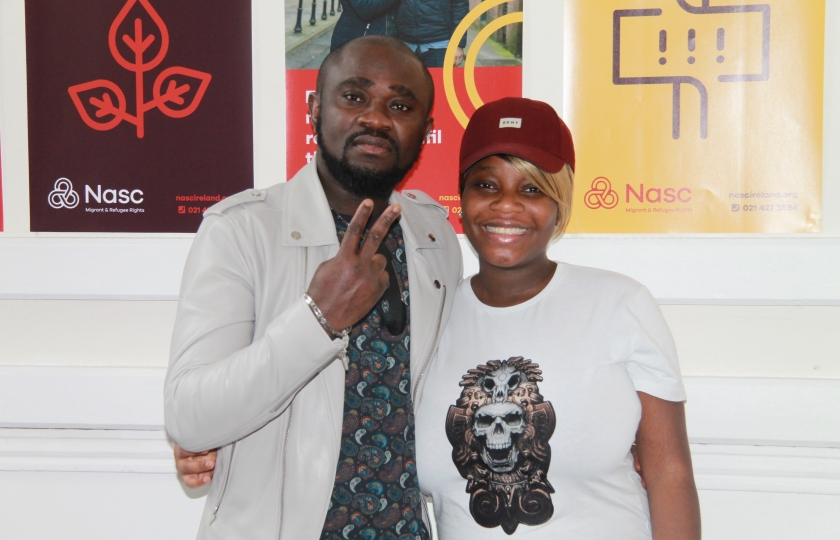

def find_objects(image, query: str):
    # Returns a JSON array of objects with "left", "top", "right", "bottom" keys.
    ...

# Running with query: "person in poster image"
[
  {"left": 330, "top": 0, "right": 399, "bottom": 52},
  {"left": 331, "top": 0, "right": 470, "bottom": 67},
  {"left": 165, "top": 36, "right": 461, "bottom": 539},
  {"left": 396, "top": 0, "right": 469, "bottom": 67}
]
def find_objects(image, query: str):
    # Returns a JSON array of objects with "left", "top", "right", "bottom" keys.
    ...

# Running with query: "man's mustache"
[{"left": 344, "top": 129, "right": 400, "bottom": 155}]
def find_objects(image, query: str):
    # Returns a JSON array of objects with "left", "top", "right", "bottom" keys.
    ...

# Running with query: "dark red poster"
[{"left": 26, "top": 0, "right": 253, "bottom": 232}]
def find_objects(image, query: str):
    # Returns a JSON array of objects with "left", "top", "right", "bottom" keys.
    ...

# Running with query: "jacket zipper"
[
  {"left": 414, "top": 285, "right": 446, "bottom": 539},
  {"left": 278, "top": 247, "right": 308, "bottom": 539},
  {"left": 363, "top": 23, "right": 370, "bottom": 36},
  {"left": 412, "top": 284, "right": 446, "bottom": 399},
  {"left": 277, "top": 403, "right": 294, "bottom": 539},
  {"left": 209, "top": 442, "right": 236, "bottom": 524},
  {"left": 421, "top": 495, "right": 434, "bottom": 540}
]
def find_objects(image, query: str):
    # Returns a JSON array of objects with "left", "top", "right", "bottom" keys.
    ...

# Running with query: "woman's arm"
[{"left": 635, "top": 392, "right": 701, "bottom": 540}]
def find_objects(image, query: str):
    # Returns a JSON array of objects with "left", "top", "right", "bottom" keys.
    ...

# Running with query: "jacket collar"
[
  {"left": 282, "top": 160, "right": 444, "bottom": 251},
  {"left": 282, "top": 160, "right": 341, "bottom": 247},
  {"left": 391, "top": 191, "right": 444, "bottom": 251}
]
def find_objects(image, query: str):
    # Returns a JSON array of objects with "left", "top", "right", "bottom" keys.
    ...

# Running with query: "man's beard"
[{"left": 315, "top": 117, "right": 421, "bottom": 199}]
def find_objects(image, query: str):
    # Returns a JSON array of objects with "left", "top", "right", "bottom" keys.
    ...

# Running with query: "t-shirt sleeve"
[{"left": 624, "top": 285, "right": 687, "bottom": 402}]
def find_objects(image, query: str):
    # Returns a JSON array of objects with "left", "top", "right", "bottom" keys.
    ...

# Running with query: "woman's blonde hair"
[{"left": 461, "top": 155, "right": 575, "bottom": 239}]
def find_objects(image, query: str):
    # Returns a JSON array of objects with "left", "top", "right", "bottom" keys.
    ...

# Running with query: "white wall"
[{"left": 1, "top": 0, "right": 839, "bottom": 538}]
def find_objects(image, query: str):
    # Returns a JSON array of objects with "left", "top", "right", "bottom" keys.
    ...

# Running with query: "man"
[{"left": 165, "top": 36, "right": 462, "bottom": 539}]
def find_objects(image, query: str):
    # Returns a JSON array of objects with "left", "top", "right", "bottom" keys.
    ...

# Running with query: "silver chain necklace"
[{"left": 330, "top": 208, "right": 367, "bottom": 243}]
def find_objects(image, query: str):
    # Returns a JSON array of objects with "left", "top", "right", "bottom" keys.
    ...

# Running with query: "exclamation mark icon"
[
  {"left": 717, "top": 28, "right": 725, "bottom": 63},
  {"left": 688, "top": 29, "right": 696, "bottom": 64},
  {"left": 659, "top": 30, "right": 667, "bottom": 64}
]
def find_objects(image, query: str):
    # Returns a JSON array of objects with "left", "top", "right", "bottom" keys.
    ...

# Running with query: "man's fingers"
[
  {"left": 177, "top": 457, "right": 216, "bottom": 475},
  {"left": 378, "top": 269, "right": 390, "bottom": 292},
  {"left": 371, "top": 253, "right": 387, "bottom": 272},
  {"left": 360, "top": 204, "right": 400, "bottom": 257},
  {"left": 341, "top": 200, "right": 374, "bottom": 252},
  {"left": 182, "top": 473, "right": 212, "bottom": 488}
]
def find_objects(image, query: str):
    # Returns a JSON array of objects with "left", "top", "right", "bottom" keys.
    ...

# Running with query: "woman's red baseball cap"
[{"left": 459, "top": 97, "right": 575, "bottom": 175}]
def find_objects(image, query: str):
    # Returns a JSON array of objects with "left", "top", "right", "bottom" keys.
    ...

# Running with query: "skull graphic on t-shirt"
[{"left": 445, "top": 357, "right": 556, "bottom": 535}]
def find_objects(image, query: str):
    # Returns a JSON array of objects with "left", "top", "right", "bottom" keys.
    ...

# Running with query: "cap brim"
[{"left": 460, "top": 142, "right": 567, "bottom": 175}]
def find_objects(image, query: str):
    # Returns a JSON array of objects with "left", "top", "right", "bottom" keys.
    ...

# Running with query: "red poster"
[
  {"left": 285, "top": 0, "right": 524, "bottom": 233},
  {"left": 26, "top": 0, "right": 253, "bottom": 232}
]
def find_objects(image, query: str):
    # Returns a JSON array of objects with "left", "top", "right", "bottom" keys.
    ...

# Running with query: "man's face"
[{"left": 310, "top": 43, "right": 434, "bottom": 198}]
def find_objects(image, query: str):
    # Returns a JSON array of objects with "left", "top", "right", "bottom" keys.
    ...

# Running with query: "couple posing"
[{"left": 165, "top": 36, "right": 700, "bottom": 540}]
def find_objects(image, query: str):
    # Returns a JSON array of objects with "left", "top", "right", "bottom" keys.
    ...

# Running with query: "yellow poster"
[{"left": 565, "top": 0, "right": 824, "bottom": 233}]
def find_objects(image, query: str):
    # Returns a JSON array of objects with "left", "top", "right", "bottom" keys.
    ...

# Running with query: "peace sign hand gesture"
[{"left": 306, "top": 200, "right": 401, "bottom": 333}]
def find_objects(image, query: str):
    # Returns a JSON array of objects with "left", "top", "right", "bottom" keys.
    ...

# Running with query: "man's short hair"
[{"left": 315, "top": 36, "right": 435, "bottom": 115}]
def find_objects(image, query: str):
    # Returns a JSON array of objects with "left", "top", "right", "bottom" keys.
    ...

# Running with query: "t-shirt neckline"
[{"left": 463, "top": 262, "right": 567, "bottom": 313}]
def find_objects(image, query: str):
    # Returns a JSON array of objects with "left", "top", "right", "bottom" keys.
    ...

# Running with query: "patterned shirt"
[{"left": 320, "top": 214, "right": 430, "bottom": 540}]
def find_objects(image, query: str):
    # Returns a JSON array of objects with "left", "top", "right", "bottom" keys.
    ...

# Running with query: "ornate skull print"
[
  {"left": 445, "top": 357, "right": 556, "bottom": 535},
  {"left": 472, "top": 401, "right": 526, "bottom": 472},
  {"left": 478, "top": 363, "right": 524, "bottom": 403}
]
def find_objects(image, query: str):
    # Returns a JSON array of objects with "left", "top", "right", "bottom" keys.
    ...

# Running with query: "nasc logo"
[
  {"left": 583, "top": 177, "right": 692, "bottom": 210},
  {"left": 48, "top": 178, "right": 80, "bottom": 209},
  {"left": 47, "top": 177, "right": 144, "bottom": 210}
]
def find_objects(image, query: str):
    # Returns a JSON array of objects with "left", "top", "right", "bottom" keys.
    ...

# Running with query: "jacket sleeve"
[
  {"left": 344, "top": 0, "right": 398, "bottom": 22},
  {"left": 164, "top": 213, "right": 346, "bottom": 452},
  {"left": 452, "top": 0, "right": 469, "bottom": 48}
]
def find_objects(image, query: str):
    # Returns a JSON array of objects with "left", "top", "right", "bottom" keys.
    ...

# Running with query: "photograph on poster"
[
  {"left": 565, "top": 0, "right": 825, "bottom": 233},
  {"left": 25, "top": 0, "right": 254, "bottom": 233},
  {"left": 286, "top": 0, "right": 525, "bottom": 232}
]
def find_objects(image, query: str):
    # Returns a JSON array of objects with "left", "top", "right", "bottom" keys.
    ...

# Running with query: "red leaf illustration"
[
  {"left": 152, "top": 67, "right": 212, "bottom": 118},
  {"left": 68, "top": 80, "right": 132, "bottom": 131},
  {"left": 69, "top": 0, "right": 210, "bottom": 138},
  {"left": 108, "top": 0, "right": 169, "bottom": 73}
]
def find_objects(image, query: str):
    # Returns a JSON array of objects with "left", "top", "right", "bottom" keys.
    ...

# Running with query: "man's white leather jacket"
[{"left": 164, "top": 161, "right": 463, "bottom": 539}]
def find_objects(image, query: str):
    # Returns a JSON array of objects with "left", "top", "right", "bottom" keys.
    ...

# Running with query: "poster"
[
  {"left": 26, "top": 0, "right": 254, "bottom": 233},
  {"left": 285, "top": 0, "right": 524, "bottom": 233},
  {"left": 0, "top": 135, "right": 4, "bottom": 232},
  {"left": 565, "top": 0, "right": 825, "bottom": 233}
]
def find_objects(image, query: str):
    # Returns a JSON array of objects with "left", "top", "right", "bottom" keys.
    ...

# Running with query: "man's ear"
[
  {"left": 423, "top": 116, "right": 435, "bottom": 141},
  {"left": 308, "top": 92, "right": 321, "bottom": 134}
]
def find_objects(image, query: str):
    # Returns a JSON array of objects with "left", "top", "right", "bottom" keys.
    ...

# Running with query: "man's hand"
[
  {"left": 307, "top": 201, "right": 401, "bottom": 331},
  {"left": 174, "top": 443, "right": 217, "bottom": 488},
  {"left": 453, "top": 47, "right": 465, "bottom": 67}
]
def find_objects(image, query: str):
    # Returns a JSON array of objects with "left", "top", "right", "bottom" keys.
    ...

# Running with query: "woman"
[{"left": 413, "top": 97, "right": 701, "bottom": 539}]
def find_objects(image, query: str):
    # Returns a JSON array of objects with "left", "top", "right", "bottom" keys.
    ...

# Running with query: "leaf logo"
[{"left": 67, "top": 0, "right": 212, "bottom": 138}]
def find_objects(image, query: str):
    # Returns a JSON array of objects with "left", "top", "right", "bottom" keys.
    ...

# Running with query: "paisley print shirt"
[{"left": 320, "top": 215, "right": 430, "bottom": 540}]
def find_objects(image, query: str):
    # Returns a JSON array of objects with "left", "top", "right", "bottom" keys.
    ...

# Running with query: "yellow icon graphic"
[
  {"left": 444, "top": 0, "right": 523, "bottom": 128},
  {"left": 565, "top": 0, "right": 824, "bottom": 233}
]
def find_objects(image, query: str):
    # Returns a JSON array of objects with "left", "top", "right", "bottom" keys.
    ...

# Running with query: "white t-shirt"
[{"left": 415, "top": 262, "right": 686, "bottom": 539}]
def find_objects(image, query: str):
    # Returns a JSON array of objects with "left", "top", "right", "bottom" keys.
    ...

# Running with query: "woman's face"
[{"left": 461, "top": 155, "right": 559, "bottom": 270}]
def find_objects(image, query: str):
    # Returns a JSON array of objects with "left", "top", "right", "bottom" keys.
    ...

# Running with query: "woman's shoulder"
[{"left": 554, "top": 262, "right": 650, "bottom": 301}]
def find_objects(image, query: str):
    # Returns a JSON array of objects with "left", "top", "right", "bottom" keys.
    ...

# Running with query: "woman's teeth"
[{"left": 485, "top": 226, "right": 527, "bottom": 235}]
